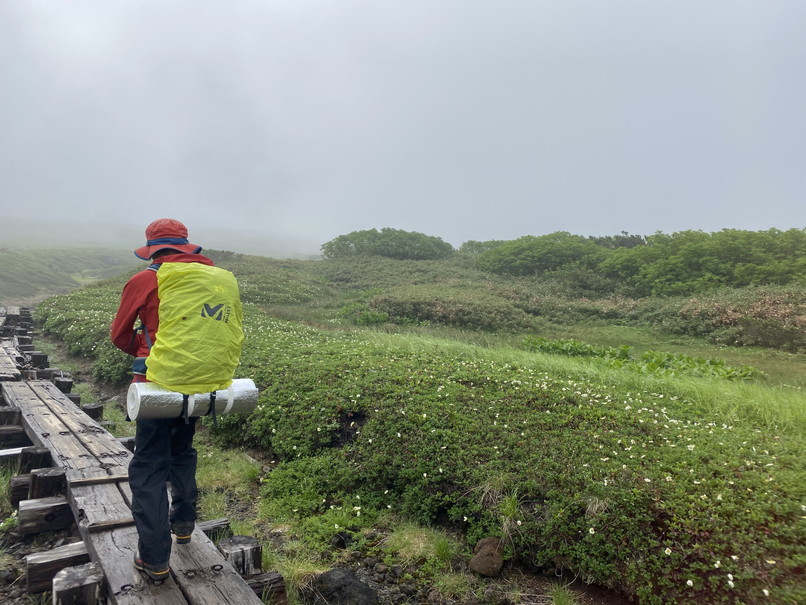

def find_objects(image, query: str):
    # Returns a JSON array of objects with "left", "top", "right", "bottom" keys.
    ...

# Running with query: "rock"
[
  {"left": 330, "top": 531, "right": 354, "bottom": 549},
  {"left": 399, "top": 581, "right": 418, "bottom": 596},
  {"left": 309, "top": 568, "right": 378, "bottom": 605},
  {"left": 0, "top": 569, "right": 16, "bottom": 586},
  {"left": 469, "top": 536, "right": 504, "bottom": 577}
]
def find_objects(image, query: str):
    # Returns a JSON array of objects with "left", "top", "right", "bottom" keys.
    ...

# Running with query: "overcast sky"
[{"left": 1, "top": 1, "right": 804, "bottom": 255}]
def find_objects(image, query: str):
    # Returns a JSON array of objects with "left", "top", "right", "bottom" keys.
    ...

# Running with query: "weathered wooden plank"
[
  {"left": 197, "top": 518, "right": 232, "bottom": 542},
  {"left": 26, "top": 540, "right": 90, "bottom": 593},
  {"left": 0, "top": 445, "right": 24, "bottom": 467},
  {"left": 0, "top": 406, "right": 21, "bottom": 424},
  {"left": 3, "top": 381, "right": 87, "bottom": 452},
  {"left": 218, "top": 535, "right": 262, "bottom": 577},
  {"left": 70, "top": 483, "right": 134, "bottom": 531},
  {"left": 81, "top": 403, "right": 104, "bottom": 420},
  {"left": 29, "top": 466, "right": 67, "bottom": 499},
  {"left": 29, "top": 352, "right": 49, "bottom": 368},
  {"left": 70, "top": 473, "right": 130, "bottom": 487},
  {"left": 117, "top": 480, "right": 134, "bottom": 509},
  {"left": 169, "top": 529, "right": 264, "bottom": 604},
  {"left": 0, "top": 424, "right": 31, "bottom": 447},
  {"left": 52, "top": 561, "right": 105, "bottom": 604},
  {"left": 29, "top": 381, "right": 132, "bottom": 478},
  {"left": 246, "top": 571, "right": 286, "bottom": 602},
  {"left": 19, "top": 446, "right": 52, "bottom": 472},
  {"left": 2, "top": 382, "right": 114, "bottom": 480},
  {"left": 118, "top": 436, "right": 136, "bottom": 453},
  {"left": 17, "top": 496, "right": 75, "bottom": 534},
  {"left": 53, "top": 376, "right": 74, "bottom": 394},
  {"left": 0, "top": 348, "right": 21, "bottom": 380},
  {"left": 10, "top": 473, "right": 30, "bottom": 508},
  {"left": 78, "top": 525, "right": 188, "bottom": 605}
]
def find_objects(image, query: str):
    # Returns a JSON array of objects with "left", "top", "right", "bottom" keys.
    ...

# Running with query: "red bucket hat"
[{"left": 134, "top": 218, "right": 202, "bottom": 260}]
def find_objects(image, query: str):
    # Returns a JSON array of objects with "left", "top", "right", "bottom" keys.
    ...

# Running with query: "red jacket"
[{"left": 110, "top": 253, "right": 215, "bottom": 358}]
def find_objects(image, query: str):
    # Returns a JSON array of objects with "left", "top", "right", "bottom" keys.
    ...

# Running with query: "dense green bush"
[
  {"left": 457, "top": 239, "right": 508, "bottom": 255},
  {"left": 599, "top": 228, "right": 806, "bottom": 296},
  {"left": 321, "top": 228, "right": 454, "bottom": 260},
  {"left": 476, "top": 228, "right": 806, "bottom": 298},
  {"left": 477, "top": 232, "right": 606, "bottom": 276},
  {"left": 338, "top": 302, "right": 389, "bottom": 326}
]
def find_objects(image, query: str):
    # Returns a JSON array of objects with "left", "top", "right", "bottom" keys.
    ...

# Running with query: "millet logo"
[{"left": 200, "top": 303, "right": 230, "bottom": 323}]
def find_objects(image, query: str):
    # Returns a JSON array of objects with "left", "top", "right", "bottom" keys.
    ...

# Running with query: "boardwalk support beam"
[
  {"left": 18, "top": 496, "right": 75, "bottom": 535},
  {"left": 26, "top": 541, "right": 90, "bottom": 593},
  {"left": 52, "top": 561, "right": 105, "bottom": 604},
  {"left": 218, "top": 535, "right": 262, "bottom": 577}
]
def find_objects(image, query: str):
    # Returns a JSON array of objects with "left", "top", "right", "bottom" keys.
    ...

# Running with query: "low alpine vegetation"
[
  {"left": 521, "top": 337, "right": 759, "bottom": 381},
  {"left": 31, "top": 244, "right": 806, "bottom": 605}
]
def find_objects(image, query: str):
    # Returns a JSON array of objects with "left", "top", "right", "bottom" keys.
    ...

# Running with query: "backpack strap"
[
  {"left": 208, "top": 392, "right": 217, "bottom": 427},
  {"left": 134, "top": 263, "right": 161, "bottom": 349},
  {"left": 182, "top": 394, "right": 190, "bottom": 424}
]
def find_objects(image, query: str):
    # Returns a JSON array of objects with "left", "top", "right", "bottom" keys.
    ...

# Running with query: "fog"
[{"left": 1, "top": 1, "right": 804, "bottom": 256}]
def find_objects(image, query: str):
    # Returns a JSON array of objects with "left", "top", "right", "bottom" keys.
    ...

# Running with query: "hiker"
[{"left": 110, "top": 218, "right": 213, "bottom": 581}]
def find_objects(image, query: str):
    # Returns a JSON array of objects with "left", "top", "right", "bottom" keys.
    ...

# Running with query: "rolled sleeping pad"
[{"left": 127, "top": 378, "right": 259, "bottom": 421}]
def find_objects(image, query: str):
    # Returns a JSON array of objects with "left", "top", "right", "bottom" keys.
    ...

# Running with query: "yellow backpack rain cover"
[{"left": 146, "top": 262, "right": 244, "bottom": 394}]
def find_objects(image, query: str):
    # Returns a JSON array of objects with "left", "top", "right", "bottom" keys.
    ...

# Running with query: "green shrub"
[
  {"left": 338, "top": 302, "right": 389, "bottom": 326},
  {"left": 321, "top": 228, "right": 454, "bottom": 260},
  {"left": 522, "top": 337, "right": 632, "bottom": 360},
  {"left": 631, "top": 286, "right": 806, "bottom": 352},
  {"left": 370, "top": 285, "right": 536, "bottom": 332}
]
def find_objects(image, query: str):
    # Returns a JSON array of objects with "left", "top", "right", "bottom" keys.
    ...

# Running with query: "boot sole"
[{"left": 134, "top": 559, "right": 171, "bottom": 581}]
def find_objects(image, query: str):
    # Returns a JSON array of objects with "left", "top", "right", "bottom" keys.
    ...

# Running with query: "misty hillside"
[
  {"left": 0, "top": 216, "right": 321, "bottom": 259},
  {"left": 0, "top": 247, "right": 136, "bottom": 305}
]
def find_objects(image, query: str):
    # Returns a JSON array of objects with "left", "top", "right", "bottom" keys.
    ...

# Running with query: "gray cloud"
[{"left": 1, "top": 1, "right": 804, "bottom": 254}]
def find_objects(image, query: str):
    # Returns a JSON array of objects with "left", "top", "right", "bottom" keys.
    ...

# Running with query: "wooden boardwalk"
[
  {"left": 1, "top": 307, "right": 24, "bottom": 381},
  {"left": 0, "top": 313, "right": 273, "bottom": 604}
]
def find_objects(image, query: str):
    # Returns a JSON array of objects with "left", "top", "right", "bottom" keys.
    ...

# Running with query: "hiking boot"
[
  {"left": 171, "top": 521, "right": 195, "bottom": 544},
  {"left": 133, "top": 553, "right": 170, "bottom": 582}
]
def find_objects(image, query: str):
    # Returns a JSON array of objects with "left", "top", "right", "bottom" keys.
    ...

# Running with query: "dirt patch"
[{"left": 0, "top": 528, "right": 81, "bottom": 604}]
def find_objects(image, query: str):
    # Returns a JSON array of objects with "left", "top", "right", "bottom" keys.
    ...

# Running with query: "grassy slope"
[
  {"left": 0, "top": 247, "right": 136, "bottom": 304},
  {"left": 29, "top": 252, "right": 806, "bottom": 605}
]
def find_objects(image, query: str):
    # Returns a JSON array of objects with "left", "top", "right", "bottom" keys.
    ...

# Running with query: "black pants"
[{"left": 129, "top": 417, "right": 198, "bottom": 566}]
